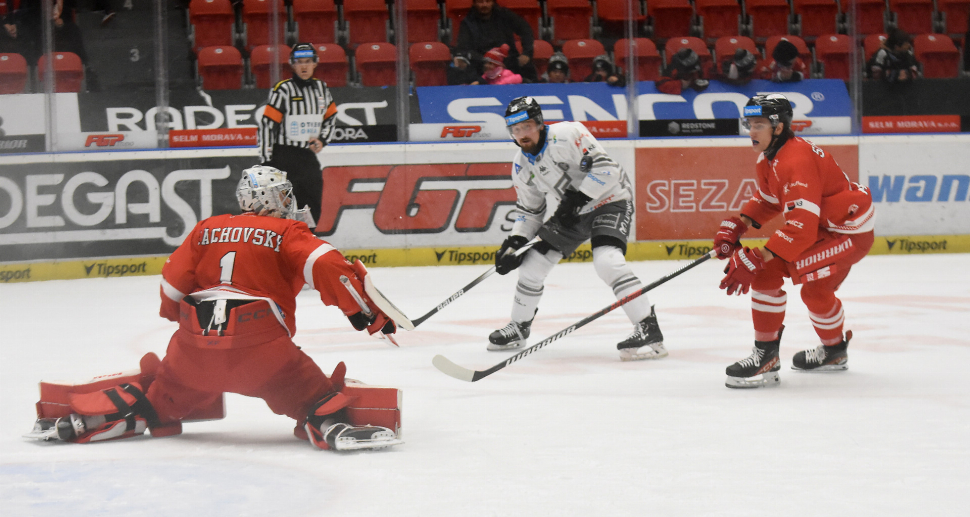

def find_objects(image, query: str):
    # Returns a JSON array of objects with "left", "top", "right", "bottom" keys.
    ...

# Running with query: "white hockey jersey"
[{"left": 510, "top": 121, "right": 633, "bottom": 238}]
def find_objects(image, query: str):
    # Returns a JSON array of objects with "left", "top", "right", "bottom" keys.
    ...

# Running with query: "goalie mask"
[{"left": 236, "top": 165, "right": 316, "bottom": 228}]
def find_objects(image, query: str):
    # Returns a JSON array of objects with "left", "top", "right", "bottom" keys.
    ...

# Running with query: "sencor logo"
[{"left": 441, "top": 126, "right": 482, "bottom": 138}]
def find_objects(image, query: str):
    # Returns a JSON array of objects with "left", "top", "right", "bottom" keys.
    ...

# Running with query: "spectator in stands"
[
  {"left": 867, "top": 28, "right": 920, "bottom": 83},
  {"left": 1, "top": 8, "right": 21, "bottom": 56},
  {"left": 478, "top": 44, "right": 522, "bottom": 85},
  {"left": 9, "top": 0, "right": 101, "bottom": 91},
  {"left": 542, "top": 52, "right": 570, "bottom": 83},
  {"left": 718, "top": 48, "right": 759, "bottom": 86},
  {"left": 454, "top": 0, "right": 538, "bottom": 83},
  {"left": 584, "top": 54, "right": 626, "bottom": 87},
  {"left": 447, "top": 50, "right": 480, "bottom": 85},
  {"left": 759, "top": 40, "right": 808, "bottom": 82},
  {"left": 656, "top": 48, "right": 709, "bottom": 94}
]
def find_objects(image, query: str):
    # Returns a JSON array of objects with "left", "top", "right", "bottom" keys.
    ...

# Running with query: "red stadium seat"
[
  {"left": 0, "top": 53, "right": 28, "bottom": 94},
  {"left": 614, "top": 37, "right": 663, "bottom": 81},
  {"left": 521, "top": 39, "right": 554, "bottom": 76},
  {"left": 665, "top": 36, "right": 714, "bottom": 75},
  {"left": 312, "top": 42, "right": 349, "bottom": 87},
  {"left": 597, "top": 0, "right": 648, "bottom": 35},
  {"left": 444, "top": 0, "right": 472, "bottom": 45},
  {"left": 197, "top": 46, "right": 244, "bottom": 90},
  {"left": 250, "top": 44, "right": 291, "bottom": 89},
  {"left": 356, "top": 42, "right": 397, "bottom": 86},
  {"left": 292, "top": 0, "right": 339, "bottom": 45},
  {"left": 792, "top": 0, "right": 839, "bottom": 40},
  {"left": 765, "top": 35, "right": 811, "bottom": 64},
  {"left": 913, "top": 33, "right": 960, "bottom": 78},
  {"left": 714, "top": 35, "right": 759, "bottom": 62},
  {"left": 37, "top": 52, "right": 84, "bottom": 93},
  {"left": 188, "top": 0, "right": 236, "bottom": 52},
  {"left": 241, "top": 0, "right": 287, "bottom": 52},
  {"left": 503, "top": 0, "right": 544, "bottom": 41},
  {"left": 561, "top": 38, "right": 606, "bottom": 79},
  {"left": 849, "top": 0, "right": 887, "bottom": 35},
  {"left": 646, "top": 0, "right": 694, "bottom": 41},
  {"left": 746, "top": 0, "right": 792, "bottom": 42},
  {"left": 938, "top": 0, "right": 970, "bottom": 36},
  {"left": 695, "top": 0, "right": 743, "bottom": 43},
  {"left": 546, "top": 0, "right": 594, "bottom": 44},
  {"left": 863, "top": 33, "right": 888, "bottom": 63},
  {"left": 889, "top": 0, "right": 935, "bottom": 35},
  {"left": 815, "top": 33, "right": 851, "bottom": 80},
  {"left": 343, "top": 0, "right": 391, "bottom": 47},
  {"left": 405, "top": 0, "right": 444, "bottom": 44},
  {"left": 410, "top": 41, "right": 451, "bottom": 86}
]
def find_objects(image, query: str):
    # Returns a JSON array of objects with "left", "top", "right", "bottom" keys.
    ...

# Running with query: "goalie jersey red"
[
  {"left": 741, "top": 137, "right": 875, "bottom": 262},
  {"left": 159, "top": 213, "right": 366, "bottom": 335}
]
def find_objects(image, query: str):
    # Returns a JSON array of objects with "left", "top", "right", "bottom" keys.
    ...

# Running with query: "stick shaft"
[
  {"left": 412, "top": 237, "right": 541, "bottom": 327},
  {"left": 433, "top": 250, "right": 716, "bottom": 382}
]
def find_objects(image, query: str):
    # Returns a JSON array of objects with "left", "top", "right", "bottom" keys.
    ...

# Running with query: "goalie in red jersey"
[
  {"left": 26, "top": 165, "right": 407, "bottom": 451},
  {"left": 714, "top": 94, "right": 875, "bottom": 389}
]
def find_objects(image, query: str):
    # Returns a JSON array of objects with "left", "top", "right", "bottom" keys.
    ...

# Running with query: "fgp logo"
[
  {"left": 85, "top": 134, "right": 125, "bottom": 147},
  {"left": 790, "top": 120, "right": 813, "bottom": 132},
  {"left": 441, "top": 126, "right": 482, "bottom": 138}
]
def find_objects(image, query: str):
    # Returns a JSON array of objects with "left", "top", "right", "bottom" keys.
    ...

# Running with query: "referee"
[{"left": 259, "top": 43, "right": 338, "bottom": 225}]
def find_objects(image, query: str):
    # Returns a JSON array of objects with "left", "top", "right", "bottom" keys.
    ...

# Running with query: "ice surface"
[{"left": 2, "top": 254, "right": 969, "bottom": 516}]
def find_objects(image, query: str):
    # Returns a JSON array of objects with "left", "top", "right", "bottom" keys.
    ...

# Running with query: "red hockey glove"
[
  {"left": 720, "top": 247, "right": 766, "bottom": 296},
  {"left": 713, "top": 216, "right": 748, "bottom": 259}
]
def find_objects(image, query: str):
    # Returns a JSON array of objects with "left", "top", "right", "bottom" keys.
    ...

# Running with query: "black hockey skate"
[
  {"left": 617, "top": 306, "right": 667, "bottom": 361},
  {"left": 792, "top": 330, "right": 851, "bottom": 371},
  {"left": 488, "top": 319, "right": 532, "bottom": 351},
  {"left": 725, "top": 327, "right": 783, "bottom": 389}
]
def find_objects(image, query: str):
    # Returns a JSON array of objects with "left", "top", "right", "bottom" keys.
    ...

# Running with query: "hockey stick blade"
[
  {"left": 432, "top": 250, "right": 716, "bottom": 382},
  {"left": 411, "top": 237, "right": 542, "bottom": 328}
]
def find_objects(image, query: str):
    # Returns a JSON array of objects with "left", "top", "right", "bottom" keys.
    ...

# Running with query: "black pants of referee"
[{"left": 265, "top": 145, "right": 323, "bottom": 226}]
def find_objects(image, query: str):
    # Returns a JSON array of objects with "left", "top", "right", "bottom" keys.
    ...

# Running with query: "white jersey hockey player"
[{"left": 489, "top": 96, "right": 666, "bottom": 361}]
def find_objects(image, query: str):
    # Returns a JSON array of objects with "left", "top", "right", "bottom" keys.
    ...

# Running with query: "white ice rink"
[{"left": 2, "top": 253, "right": 968, "bottom": 516}]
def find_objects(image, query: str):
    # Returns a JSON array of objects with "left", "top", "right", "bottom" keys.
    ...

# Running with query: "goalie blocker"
[{"left": 26, "top": 352, "right": 403, "bottom": 450}]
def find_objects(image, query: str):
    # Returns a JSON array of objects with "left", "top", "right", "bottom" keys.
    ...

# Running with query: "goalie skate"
[
  {"left": 323, "top": 423, "right": 403, "bottom": 451},
  {"left": 23, "top": 418, "right": 59, "bottom": 441},
  {"left": 725, "top": 328, "right": 783, "bottom": 389}
]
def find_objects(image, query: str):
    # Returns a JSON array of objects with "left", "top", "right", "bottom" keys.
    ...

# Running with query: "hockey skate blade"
[
  {"left": 618, "top": 344, "right": 668, "bottom": 361},
  {"left": 333, "top": 437, "right": 404, "bottom": 451},
  {"left": 791, "top": 364, "right": 848, "bottom": 372},
  {"left": 725, "top": 371, "right": 781, "bottom": 389},
  {"left": 486, "top": 341, "right": 524, "bottom": 351},
  {"left": 432, "top": 355, "right": 476, "bottom": 382}
]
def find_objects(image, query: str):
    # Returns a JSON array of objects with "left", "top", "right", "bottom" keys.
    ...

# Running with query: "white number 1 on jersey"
[{"left": 219, "top": 252, "right": 236, "bottom": 284}]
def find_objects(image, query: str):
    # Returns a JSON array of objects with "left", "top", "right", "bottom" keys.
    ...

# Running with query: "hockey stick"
[
  {"left": 432, "top": 250, "right": 717, "bottom": 382},
  {"left": 340, "top": 275, "right": 399, "bottom": 347},
  {"left": 410, "top": 237, "right": 542, "bottom": 328}
]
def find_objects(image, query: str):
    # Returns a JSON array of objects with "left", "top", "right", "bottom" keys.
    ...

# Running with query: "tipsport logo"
[
  {"left": 665, "top": 243, "right": 713, "bottom": 259},
  {"left": 885, "top": 238, "right": 949, "bottom": 253}
]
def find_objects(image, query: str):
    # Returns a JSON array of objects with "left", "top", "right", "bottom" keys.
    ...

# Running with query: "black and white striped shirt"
[{"left": 259, "top": 77, "right": 337, "bottom": 162}]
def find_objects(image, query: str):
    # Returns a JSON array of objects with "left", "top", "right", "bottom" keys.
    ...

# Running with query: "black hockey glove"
[
  {"left": 549, "top": 189, "right": 593, "bottom": 229},
  {"left": 495, "top": 235, "right": 529, "bottom": 275}
]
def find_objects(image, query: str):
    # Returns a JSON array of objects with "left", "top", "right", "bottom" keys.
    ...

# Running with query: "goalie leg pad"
[{"left": 26, "top": 383, "right": 162, "bottom": 443}]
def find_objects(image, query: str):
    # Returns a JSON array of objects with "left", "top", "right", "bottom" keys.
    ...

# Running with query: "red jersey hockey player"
[
  {"left": 715, "top": 94, "right": 875, "bottom": 389},
  {"left": 26, "top": 165, "right": 405, "bottom": 451}
]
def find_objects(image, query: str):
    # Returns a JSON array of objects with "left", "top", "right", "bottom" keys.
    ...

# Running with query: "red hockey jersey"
[
  {"left": 159, "top": 213, "right": 367, "bottom": 336},
  {"left": 741, "top": 137, "right": 875, "bottom": 262}
]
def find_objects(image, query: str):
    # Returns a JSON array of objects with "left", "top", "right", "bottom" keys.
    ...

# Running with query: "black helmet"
[
  {"left": 742, "top": 94, "right": 793, "bottom": 129},
  {"left": 289, "top": 43, "right": 318, "bottom": 65},
  {"left": 505, "top": 96, "right": 543, "bottom": 127},
  {"left": 671, "top": 48, "right": 701, "bottom": 76}
]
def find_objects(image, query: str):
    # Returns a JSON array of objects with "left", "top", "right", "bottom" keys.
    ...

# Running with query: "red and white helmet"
[{"left": 236, "top": 165, "right": 315, "bottom": 227}]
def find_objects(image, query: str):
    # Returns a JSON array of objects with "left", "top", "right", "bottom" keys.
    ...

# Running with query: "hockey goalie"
[{"left": 25, "top": 165, "right": 406, "bottom": 451}]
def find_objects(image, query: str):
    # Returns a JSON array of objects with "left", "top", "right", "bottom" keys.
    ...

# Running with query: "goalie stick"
[
  {"left": 410, "top": 237, "right": 542, "bottom": 327},
  {"left": 432, "top": 250, "right": 717, "bottom": 382}
]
